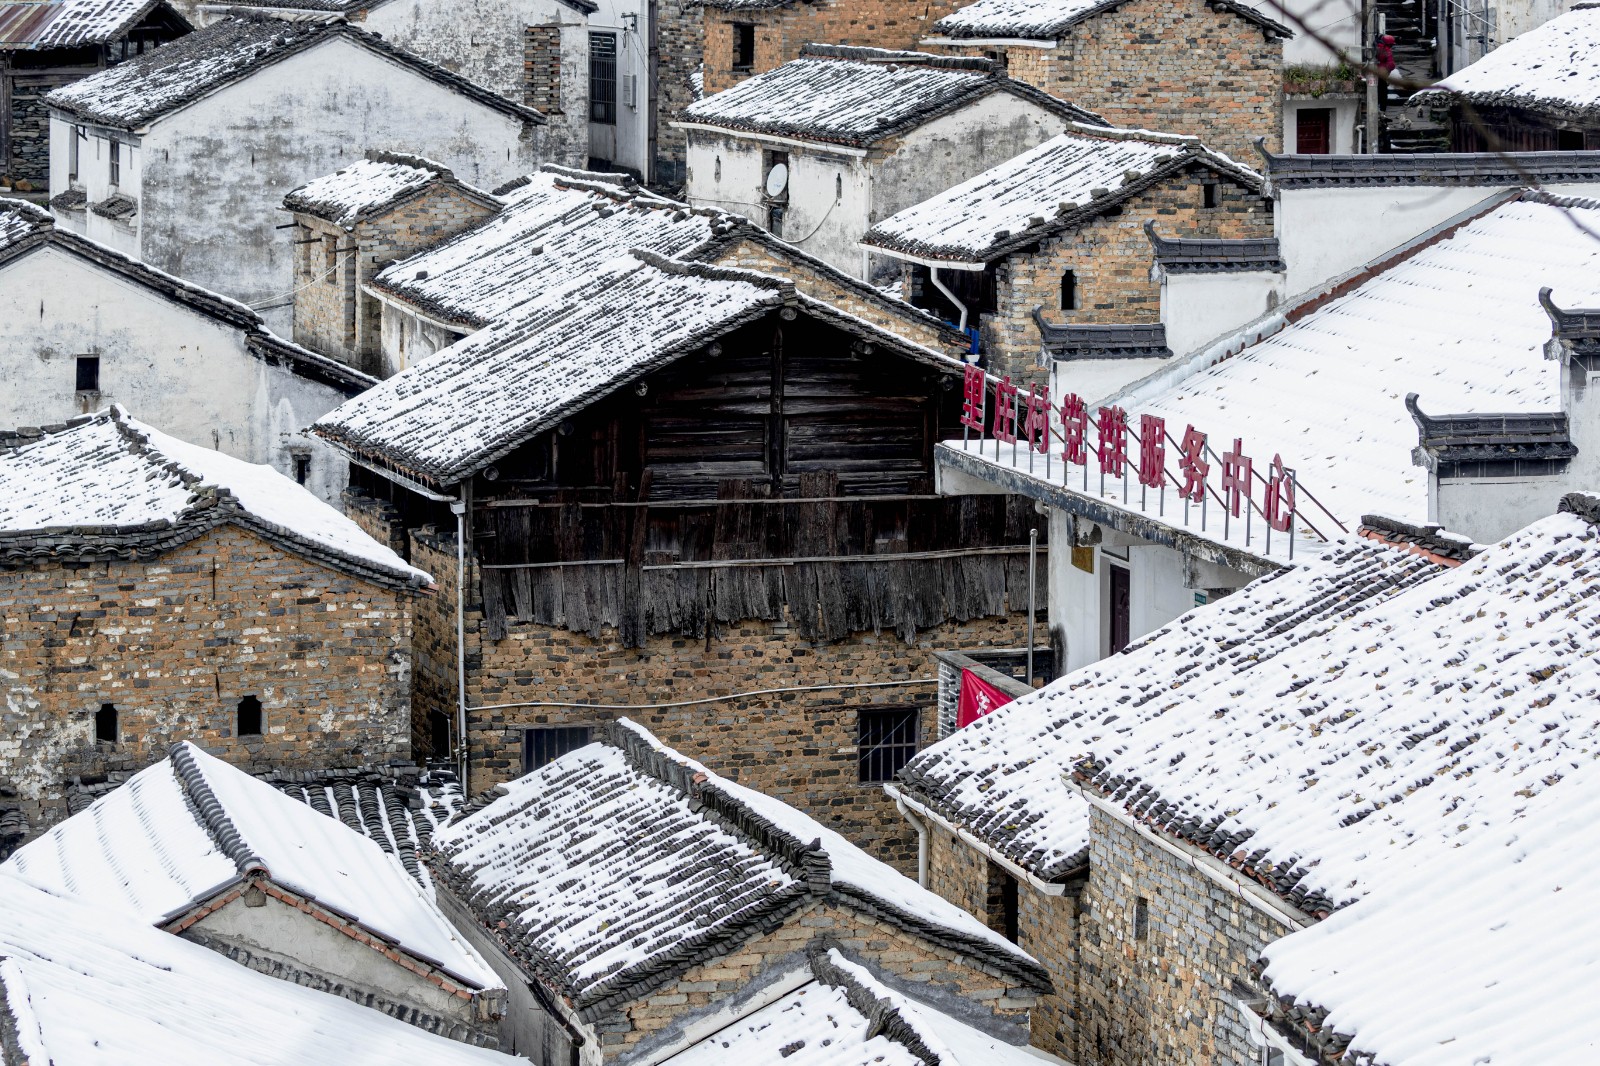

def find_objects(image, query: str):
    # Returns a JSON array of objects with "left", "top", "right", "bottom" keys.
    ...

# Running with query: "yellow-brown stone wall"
[
  {"left": 0, "top": 524, "right": 416, "bottom": 829},
  {"left": 604, "top": 897, "right": 1039, "bottom": 1058}
]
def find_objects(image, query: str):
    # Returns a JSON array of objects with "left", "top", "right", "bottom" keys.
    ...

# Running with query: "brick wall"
[
  {"left": 939, "top": 0, "right": 1283, "bottom": 161},
  {"left": 654, "top": 0, "right": 704, "bottom": 187},
  {"left": 0, "top": 524, "right": 416, "bottom": 833},
  {"left": 983, "top": 171, "right": 1272, "bottom": 383},
  {"left": 707, "top": 235, "right": 964, "bottom": 358},
  {"left": 700, "top": 0, "right": 972, "bottom": 96},
  {"left": 291, "top": 184, "right": 497, "bottom": 374},
  {"left": 524, "top": 25, "right": 563, "bottom": 114},
  {"left": 921, "top": 808, "right": 1293, "bottom": 1066},
  {"left": 605, "top": 897, "right": 1040, "bottom": 1058}
]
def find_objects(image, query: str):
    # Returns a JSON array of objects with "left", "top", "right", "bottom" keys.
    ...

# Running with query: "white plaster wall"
[
  {"left": 1051, "top": 355, "right": 1173, "bottom": 406},
  {"left": 47, "top": 119, "right": 143, "bottom": 257},
  {"left": 1432, "top": 476, "right": 1557, "bottom": 542},
  {"left": 587, "top": 0, "right": 651, "bottom": 175},
  {"left": 1282, "top": 97, "right": 1359, "bottom": 155},
  {"left": 377, "top": 300, "right": 469, "bottom": 377},
  {"left": 1493, "top": 0, "right": 1578, "bottom": 53},
  {"left": 684, "top": 130, "right": 770, "bottom": 224},
  {"left": 1246, "top": 0, "right": 1360, "bottom": 64},
  {"left": 132, "top": 35, "right": 544, "bottom": 333},
  {"left": 0, "top": 244, "right": 352, "bottom": 504},
  {"left": 1160, "top": 269, "right": 1286, "bottom": 358},
  {"left": 365, "top": 0, "right": 590, "bottom": 168}
]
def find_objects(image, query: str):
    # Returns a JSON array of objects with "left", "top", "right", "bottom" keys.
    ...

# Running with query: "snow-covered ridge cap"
[
  {"left": 0, "top": 407, "right": 430, "bottom": 587},
  {"left": 170, "top": 742, "right": 269, "bottom": 880},
  {"left": 283, "top": 151, "right": 496, "bottom": 230}
]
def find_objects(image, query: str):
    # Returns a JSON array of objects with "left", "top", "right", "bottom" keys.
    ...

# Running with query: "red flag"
[{"left": 956, "top": 668, "right": 1016, "bottom": 728}]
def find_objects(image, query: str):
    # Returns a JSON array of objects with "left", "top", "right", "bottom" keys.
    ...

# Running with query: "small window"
[
  {"left": 108, "top": 140, "right": 120, "bottom": 185},
  {"left": 857, "top": 708, "right": 918, "bottom": 783},
  {"left": 732, "top": 22, "right": 755, "bottom": 71},
  {"left": 1060, "top": 269, "right": 1077, "bottom": 311},
  {"left": 95, "top": 703, "right": 118, "bottom": 743},
  {"left": 1202, "top": 181, "right": 1219, "bottom": 209},
  {"left": 1557, "top": 129, "right": 1585, "bottom": 151},
  {"left": 68, "top": 126, "right": 82, "bottom": 182},
  {"left": 522, "top": 726, "right": 593, "bottom": 774},
  {"left": 986, "top": 860, "right": 1020, "bottom": 942},
  {"left": 1134, "top": 895, "right": 1150, "bottom": 940},
  {"left": 322, "top": 237, "right": 338, "bottom": 285},
  {"left": 237, "top": 695, "right": 263, "bottom": 737},
  {"left": 293, "top": 455, "right": 311, "bottom": 485},
  {"left": 75, "top": 355, "right": 100, "bottom": 393},
  {"left": 589, "top": 33, "right": 618, "bottom": 125}
]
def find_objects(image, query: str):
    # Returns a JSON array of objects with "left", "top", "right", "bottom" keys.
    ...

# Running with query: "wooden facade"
[{"left": 1448, "top": 103, "right": 1600, "bottom": 153}]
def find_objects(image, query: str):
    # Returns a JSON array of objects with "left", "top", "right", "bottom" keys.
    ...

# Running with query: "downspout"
[
  {"left": 894, "top": 794, "right": 930, "bottom": 887},
  {"left": 929, "top": 266, "right": 969, "bottom": 333},
  {"left": 451, "top": 487, "right": 470, "bottom": 792}
]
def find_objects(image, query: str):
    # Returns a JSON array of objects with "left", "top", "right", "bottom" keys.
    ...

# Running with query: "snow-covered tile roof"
[
  {"left": 1065, "top": 498, "right": 1600, "bottom": 917},
  {"left": 929, "top": 0, "right": 1290, "bottom": 40},
  {"left": 284, "top": 153, "right": 490, "bottom": 230},
  {"left": 317, "top": 254, "right": 788, "bottom": 485},
  {"left": 0, "top": 195, "right": 52, "bottom": 251},
  {"left": 678, "top": 47, "right": 1101, "bottom": 148},
  {"left": 1257, "top": 753, "right": 1600, "bottom": 1066},
  {"left": 430, "top": 719, "right": 1047, "bottom": 1012},
  {"left": 0, "top": 0, "right": 179, "bottom": 50},
  {"left": 1113, "top": 196, "right": 1600, "bottom": 527},
  {"left": 44, "top": 15, "right": 539, "bottom": 130},
  {"left": 665, "top": 950, "right": 1044, "bottom": 1066},
  {"left": 7, "top": 742, "right": 500, "bottom": 989},
  {"left": 862, "top": 126, "right": 1261, "bottom": 264},
  {"left": 896, "top": 535, "right": 1448, "bottom": 882},
  {"left": 1415, "top": 4, "right": 1600, "bottom": 117},
  {"left": 0, "top": 407, "right": 430, "bottom": 585},
  {"left": 272, "top": 769, "right": 463, "bottom": 891},
  {"left": 0, "top": 873, "right": 514, "bottom": 1065},
  {"left": 370, "top": 167, "right": 725, "bottom": 328}
]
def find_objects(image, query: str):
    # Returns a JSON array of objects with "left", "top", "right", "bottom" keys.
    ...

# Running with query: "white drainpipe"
[{"left": 929, "top": 266, "right": 969, "bottom": 333}]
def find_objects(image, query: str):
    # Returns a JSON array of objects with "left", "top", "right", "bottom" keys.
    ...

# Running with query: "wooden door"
[
  {"left": 1109, "top": 564, "right": 1131, "bottom": 655},
  {"left": 1296, "top": 107, "right": 1333, "bottom": 154}
]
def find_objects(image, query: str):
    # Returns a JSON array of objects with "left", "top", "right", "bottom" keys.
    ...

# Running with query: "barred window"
[
  {"left": 589, "top": 33, "right": 617, "bottom": 125},
  {"left": 523, "top": 726, "right": 593, "bottom": 774},
  {"left": 857, "top": 708, "right": 918, "bottom": 783}
]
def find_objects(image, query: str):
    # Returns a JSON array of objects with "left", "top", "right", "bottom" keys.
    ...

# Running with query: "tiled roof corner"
[
  {"left": 169, "top": 742, "right": 269, "bottom": 879},
  {"left": 1355, "top": 513, "right": 1478, "bottom": 564},
  {"left": 930, "top": 0, "right": 1290, "bottom": 42},
  {"left": 1539, "top": 285, "right": 1600, "bottom": 340},
  {"left": 1406, "top": 391, "right": 1576, "bottom": 471},
  {"left": 1033, "top": 311, "right": 1172, "bottom": 360},
  {"left": 89, "top": 193, "right": 137, "bottom": 220},
  {"left": 798, "top": 41, "right": 993, "bottom": 71},
  {"left": 0, "top": 0, "right": 189, "bottom": 51},
  {"left": 1144, "top": 220, "right": 1284, "bottom": 273},
  {"left": 1259, "top": 141, "right": 1600, "bottom": 190}
]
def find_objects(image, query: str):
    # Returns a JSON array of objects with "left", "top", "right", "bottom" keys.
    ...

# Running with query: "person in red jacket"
[{"left": 1376, "top": 34, "right": 1397, "bottom": 109}]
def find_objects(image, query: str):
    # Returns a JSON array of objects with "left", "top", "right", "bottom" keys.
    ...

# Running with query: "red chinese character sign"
[
  {"left": 1179, "top": 426, "right": 1208, "bottom": 503},
  {"left": 1023, "top": 384, "right": 1051, "bottom": 454},
  {"left": 1138, "top": 414, "right": 1165, "bottom": 490},
  {"left": 1265, "top": 454, "right": 1295, "bottom": 532},
  {"left": 992, "top": 377, "right": 1019, "bottom": 444},
  {"left": 1060, "top": 393, "right": 1088, "bottom": 466},
  {"left": 956, "top": 668, "right": 1016, "bottom": 728},
  {"left": 1097, "top": 406, "right": 1128, "bottom": 477},
  {"left": 960, "top": 364, "right": 985, "bottom": 431},
  {"left": 1220, "top": 438, "right": 1252, "bottom": 518}
]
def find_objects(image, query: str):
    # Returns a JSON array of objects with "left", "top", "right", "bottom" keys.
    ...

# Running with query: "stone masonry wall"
[
  {"left": 941, "top": 0, "right": 1282, "bottom": 162},
  {"left": 655, "top": 0, "right": 704, "bottom": 188},
  {"left": 0, "top": 525, "right": 416, "bottom": 833},
  {"left": 707, "top": 235, "right": 965, "bottom": 358},
  {"left": 524, "top": 25, "right": 564, "bottom": 115},
  {"left": 983, "top": 171, "right": 1272, "bottom": 383},
  {"left": 700, "top": 0, "right": 973, "bottom": 97},
  {"left": 604, "top": 897, "right": 1040, "bottom": 1059}
]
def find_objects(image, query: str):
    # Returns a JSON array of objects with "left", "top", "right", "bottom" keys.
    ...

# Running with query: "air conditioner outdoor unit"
[{"left": 622, "top": 73, "right": 638, "bottom": 108}]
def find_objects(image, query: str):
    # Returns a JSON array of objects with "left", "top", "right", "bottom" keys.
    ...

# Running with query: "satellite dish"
[{"left": 765, "top": 162, "right": 789, "bottom": 198}]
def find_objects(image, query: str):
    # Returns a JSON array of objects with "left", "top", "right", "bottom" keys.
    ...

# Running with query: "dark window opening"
[
  {"left": 237, "top": 695, "right": 263, "bottom": 737},
  {"left": 108, "top": 140, "right": 120, "bottom": 185},
  {"left": 1558, "top": 128, "right": 1586, "bottom": 151},
  {"left": 732, "top": 22, "right": 755, "bottom": 71},
  {"left": 322, "top": 237, "right": 338, "bottom": 285},
  {"left": 1060, "top": 269, "right": 1078, "bottom": 311},
  {"left": 767, "top": 202, "right": 786, "bottom": 237},
  {"left": 858, "top": 708, "right": 918, "bottom": 783},
  {"left": 1296, "top": 107, "right": 1333, "bottom": 154},
  {"left": 68, "top": 126, "right": 82, "bottom": 182},
  {"left": 1109, "top": 563, "right": 1131, "bottom": 655},
  {"left": 987, "top": 860, "right": 1020, "bottom": 942},
  {"left": 95, "top": 703, "right": 118, "bottom": 743},
  {"left": 293, "top": 455, "right": 311, "bottom": 485},
  {"left": 1201, "top": 181, "right": 1219, "bottom": 209},
  {"left": 75, "top": 355, "right": 100, "bottom": 393},
  {"left": 522, "top": 726, "right": 593, "bottom": 774},
  {"left": 1134, "top": 895, "right": 1149, "bottom": 940},
  {"left": 428, "top": 709, "right": 452, "bottom": 759},
  {"left": 589, "top": 33, "right": 618, "bottom": 125}
]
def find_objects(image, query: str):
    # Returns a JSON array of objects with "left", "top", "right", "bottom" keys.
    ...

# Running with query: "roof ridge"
[
  {"left": 630, "top": 247, "right": 796, "bottom": 300},
  {"left": 809, "top": 949, "right": 944, "bottom": 1066},
  {"left": 607, "top": 720, "right": 833, "bottom": 889},
  {"left": 798, "top": 42, "right": 993, "bottom": 72},
  {"left": 169, "top": 743, "right": 269, "bottom": 878}
]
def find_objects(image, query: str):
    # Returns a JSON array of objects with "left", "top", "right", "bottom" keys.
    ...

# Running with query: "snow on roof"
[
  {"left": 678, "top": 48, "right": 1100, "bottom": 148},
  {"left": 862, "top": 126, "right": 1260, "bottom": 264},
  {"left": 370, "top": 167, "right": 724, "bottom": 328},
  {"left": 1113, "top": 196, "right": 1600, "bottom": 527},
  {"left": 1416, "top": 4, "right": 1600, "bottom": 117},
  {"left": 44, "top": 15, "right": 539, "bottom": 130},
  {"left": 7, "top": 743, "right": 499, "bottom": 989},
  {"left": 0, "top": 197, "right": 51, "bottom": 251},
  {"left": 929, "top": 0, "right": 1290, "bottom": 39},
  {"left": 317, "top": 254, "right": 787, "bottom": 485},
  {"left": 0, "top": 873, "right": 513, "bottom": 1066},
  {"left": 896, "top": 535, "right": 1448, "bottom": 882},
  {"left": 274, "top": 770, "right": 463, "bottom": 891},
  {"left": 1257, "top": 755, "right": 1600, "bottom": 1066},
  {"left": 664, "top": 950, "right": 1045, "bottom": 1066},
  {"left": 0, "top": 408, "right": 430, "bottom": 585},
  {"left": 430, "top": 720, "right": 1046, "bottom": 1011},
  {"left": 0, "top": 0, "right": 180, "bottom": 50},
  {"left": 284, "top": 153, "right": 489, "bottom": 230}
]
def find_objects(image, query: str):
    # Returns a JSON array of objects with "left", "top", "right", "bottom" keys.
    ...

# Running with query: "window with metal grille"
[
  {"left": 589, "top": 33, "right": 617, "bottom": 125},
  {"left": 75, "top": 356, "right": 99, "bottom": 393},
  {"left": 732, "top": 22, "right": 755, "bottom": 70},
  {"left": 523, "top": 726, "right": 593, "bottom": 774},
  {"left": 857, "top": 708, "right": 918, "bottom": 783},
  {"left": 108, "top": 140, "right": 120, "bottom": 185}
]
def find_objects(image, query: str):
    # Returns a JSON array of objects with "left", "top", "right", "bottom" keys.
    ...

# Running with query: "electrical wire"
[{"left": 469, "top": 676, "right": 935, "bottom": 713}]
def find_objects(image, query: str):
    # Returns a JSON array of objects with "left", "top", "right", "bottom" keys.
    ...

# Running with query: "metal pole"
[
  {"left": 451, "top": 491, "right": 470, "bottom": 791},
  {"left": 1027, "top": 527, "right": 1038, "bottom": 686}
]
